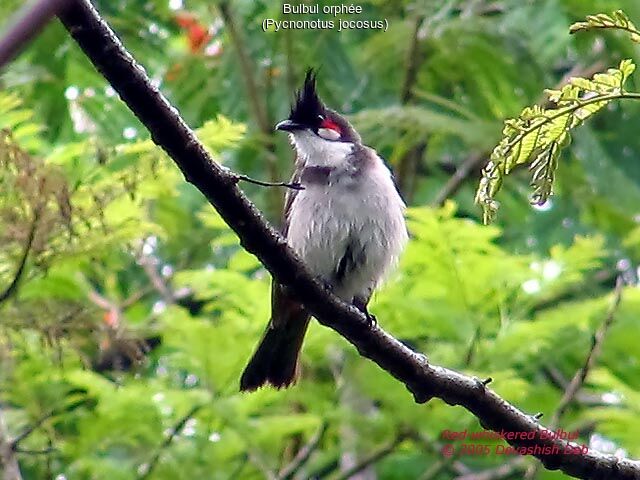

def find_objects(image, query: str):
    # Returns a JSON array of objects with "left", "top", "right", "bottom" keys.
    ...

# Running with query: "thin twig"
[
  {"left": 0, "top": 408, "right": 22, "bottom": 480},
  {"left": 13, "top": 447, "right": 57, "bottom": 455},
  {"left": 543, "top": 365, "right": 610, "bottom": 406},
  {"left": 463, "top": 326, "right": 480, "bottom": 367},
  {"left": 216, "top": 1, "right": 269, "bottom": 134},
  {"left": 524, "top": 276, "right": 624, "bottom": 480},
  {"left": 236, "top": 174, "right": 304, "bottom": 190},
  {"left": 86, "top": 287, "right": 116, "bottom": 311},
  {"left": 329, "top": 433, "right": 407, "bottom": 480},
  {"left": 138, "top": 404, "right": 203, "bottom": 479},
  {"left": 10, "top": 411, "right": 57, "bottom": 449},
  {"left": 120, "top": 285, "right": 153, "bottom": 308},
  {"left": 226, "top": 453, "right": 249, "bottom": 480},
  {"left": 138, "top": 253, "right": 174, "bottom": 304},
  {"left": 277, "top": 422, "right": 328, "bottom": 480},
  {"left": 248, "top": 451, "right": 278, "bottom": 480},
  {"left": 400, "top": 15, "right": 425, "bottom": 104},
  {"left": 454, "top": 458, "right": 527, "bottom": 480},
  {"left": 432, "top": 152, "right": 485, "bottom": 207},
  {"left": 54, "top": 4, "right": 640, "bottom": 477},
  {"left": 396, "top": 15, "right": 426, "bottom": 200},
  {"left": 552, "top": 276, "right": 624, "bottom": 427},
  {"left": 0, "top": 0, "right": 71, "bottom": 70},
  {"left": 0, "top": 206, "right": 41, "bottom": 304},
  {"left": 216, "top": 0, "right": 281, "bottom": 215},
  {"left": 11, "top": 398, "right": 91, "bottom": 450}
]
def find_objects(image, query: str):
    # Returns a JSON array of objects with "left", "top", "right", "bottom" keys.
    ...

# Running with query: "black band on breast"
[{"left": 300, "top": 165, "right": 335, "bottom": 184}]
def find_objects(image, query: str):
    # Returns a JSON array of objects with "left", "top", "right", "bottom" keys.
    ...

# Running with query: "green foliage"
[
  {"left": 476, "top": 59, "right": 637, "bottom": 224},
  {"left": 569, "top": 10, "right": 640, "bottom": 42},
  {"left": 477, "top": 9, "right": 640, "bottom": 224}
]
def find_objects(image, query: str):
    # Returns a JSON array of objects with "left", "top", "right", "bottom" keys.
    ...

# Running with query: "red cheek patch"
[{"left": 320, "top": 118, "right": 341, "bottom": 133}]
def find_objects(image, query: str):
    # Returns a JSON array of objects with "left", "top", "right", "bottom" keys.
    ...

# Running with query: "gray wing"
[
  {"left": 351, "top": 143, "right": 406, "bottom": 202},
  {"left": 281, "top": 158, "right": 304, "bottom": 237}
]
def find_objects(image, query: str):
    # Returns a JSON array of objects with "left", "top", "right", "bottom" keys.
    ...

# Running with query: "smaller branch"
[
  {"left": 432, "top": 152, "right": 484, "bottom": 206},
  {"left": 10, "top": 410, "right": 57, "bottom": 449},
  {"left": 236, "top": 174, "right": 304, "bottom": 191},
  {"left": 454, "top": 458, "right": 527, "bottom": 480},
  {"left": 216, "top": 1, "right": 269, "bottom": 135},
  {"left": 0, "top": 207, "right": 40, "bottom": 304},
  {"left": 0, "top": 0, "right": 71, "bottom": 70},
  {"left": 277, "top": 422, "right": 328, "bottom": 480},
  {"left": 87, "top": 288, "right": 116, "bottom": 311},
  {"left": 531, "top": 268, "right": 617, "bottom": 314},
  {"left": 227, "top": 453, "right": 249, "bottom": 480},
  {"left": 525, "top": 276, "right": 624, "bottom": 480},
  {"left": 400, "top": 16, "right": 425, "bottom": 104},
  {"left": 215, "top": 0, "right": 282, "bottom": 214},
  {"left": 409, "top": 430, "right": 470, "bottom": 477},
  {"left": 11, "top": 398, "right": 91, "bottom": 450},
  {"left": 463, "top": 326, "right": 481, "bottom": 367},
  {"left": 395, "top": 15, "right": 427, "bottom": 200},
  {"left": 138, "top": 254, "right": 174, "bottom": 304},
  {"left": 543, "top": 365, "right": 610, "bottom": 406},
  {"left": 0, "top": 408, "right": 22, "bottom": 480},
  {"left": 329, "top": 433, "right": 407, "bottom": 480},
  {"left": 550, "top": 276, "right": 624, "bottom": 428},
  {"left": 138, "top": 404, "right": 203, "bottom": 479},
  {"left": 121, "top": 285, "right": 153, "bottom": 308},
  {"left": 247, "top": 451, "right": 277, "bottom": 480},
  {"left": 13, "top": 447, "right": 57, "bottom": 455}
]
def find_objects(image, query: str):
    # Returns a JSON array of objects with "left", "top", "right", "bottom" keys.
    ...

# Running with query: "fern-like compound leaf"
[{"left": 475, "top": 60, "right": 636, "bottom": 224}]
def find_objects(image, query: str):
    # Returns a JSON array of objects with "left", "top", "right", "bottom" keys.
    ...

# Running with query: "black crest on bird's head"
[
  {"left": 289, "top": 69, "right": 326, "bottom": 127},
  {"left": 278, "top": 69, "right": 361, "bottom": 143}
]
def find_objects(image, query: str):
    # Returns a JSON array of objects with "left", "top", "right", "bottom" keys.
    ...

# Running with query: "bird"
[{"left": 239, "top": 69, "right": 408, "bottom": 391}]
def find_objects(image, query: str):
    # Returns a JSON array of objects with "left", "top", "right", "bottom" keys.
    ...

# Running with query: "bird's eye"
[{"left": 317, "top": 114, "right": 325, "bottom": 121}]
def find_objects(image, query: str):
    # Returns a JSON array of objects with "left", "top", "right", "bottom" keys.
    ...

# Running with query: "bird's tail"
[{"left": 240, "top": 291, "right": 310, "bottom": 391}]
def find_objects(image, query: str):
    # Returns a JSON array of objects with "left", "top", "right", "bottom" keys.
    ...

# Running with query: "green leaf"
[
  {"left": 475, "top": 60, "right": 638, "bottom": 223},
  {"left": 570, "top": 10, "right": 640, "bottom": 43}
]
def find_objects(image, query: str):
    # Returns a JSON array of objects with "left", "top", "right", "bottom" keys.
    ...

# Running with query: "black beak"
[{"left": 275, "top": 119, "right": 304, "bottom": 132}]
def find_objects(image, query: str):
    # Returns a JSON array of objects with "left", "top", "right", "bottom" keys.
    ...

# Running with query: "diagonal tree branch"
[
  {"left": 30, "top": 1, "right": 640, "bottom": 478},
  {"left": 138, "top": 404, "right": 203, "bottom": 479},
  {"left": 0, "top": 0, "right": 71, "bottom": 69},
  {"left": 550, "top": 276, "right": 624, "bottom": 428},
  {"left": 524, "top": 276, "right": 625, "bottom": 479},
  {"left": 277, "top": 422, "right": 328, "bottom": 480},
  {"left": 0, "top": 408, "right": 23, "bottom": 480},
  {"left": 328, "top": 432, "right": 408, "bottom": 480},
  {"left": 10, "top": 410, "right": 58, "bottom": 450},
  {"left": 0, "top": 205, "right": 41, "bottom": 305},
  {"left": 454, "top": 458, "right": 527, "bottom": 480}
]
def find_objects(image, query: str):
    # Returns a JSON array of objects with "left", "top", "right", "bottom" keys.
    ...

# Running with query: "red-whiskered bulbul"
[{"left": 240, "top": 70, "right": 408, "bottom": 391}]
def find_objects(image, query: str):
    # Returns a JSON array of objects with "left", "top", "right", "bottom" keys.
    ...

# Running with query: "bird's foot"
[
  {"left": 317, "top": 277, "right": 334, "bottom": 293},
  {"left": 364, "top": 312, "right": 377, "bottom": 328},
  {"left": 353, "top": 297, "right": 377, "bottom": 328}
]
